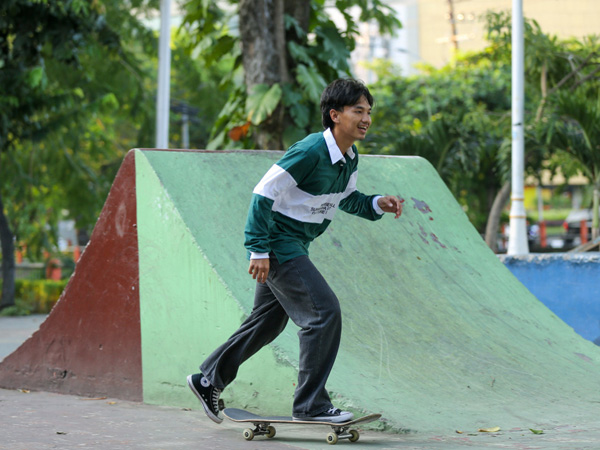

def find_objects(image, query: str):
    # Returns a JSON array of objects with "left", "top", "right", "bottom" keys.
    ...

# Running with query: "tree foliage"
[
  {"left": 180, "top": 0, "right": 401, "bottom": 150},
  {"left": 1, "top": 0, "right": 157, "bottom": 235},
  {"left": 363, "top": 12, "right": 600, "bottom": 242},
  {"left": 549, "top": 83, "right": 600, "bottom": 239},
  {"left": 363, "top": 54, "right": 511, "bottom": 230},
  {"left": 1, "top": 0, "right": 141, "bottom": 308},
  {"left": 1, "top": 0, "right": 235, "bottom": 308}
]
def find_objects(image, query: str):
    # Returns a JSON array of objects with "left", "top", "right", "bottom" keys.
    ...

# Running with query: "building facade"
[{"left": 353, "top": 0, "right": 600, "bottom": 78}]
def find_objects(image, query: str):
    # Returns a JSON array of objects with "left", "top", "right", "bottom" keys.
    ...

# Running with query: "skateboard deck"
[{"left": 222, "top": 407, "right": 381, "bottom": 445}]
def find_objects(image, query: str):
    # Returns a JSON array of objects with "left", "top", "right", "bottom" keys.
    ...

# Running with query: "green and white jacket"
[{"left": 244, "top": 128, "right": 384, "bottom": 264}]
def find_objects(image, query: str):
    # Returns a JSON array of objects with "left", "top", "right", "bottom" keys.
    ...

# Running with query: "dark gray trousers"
[{"left": 200, "top": 255, "right": 342, "bottom": 417}]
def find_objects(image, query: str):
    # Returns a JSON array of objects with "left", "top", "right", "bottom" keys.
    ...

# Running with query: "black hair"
[{"left": 320, "top": 78, "right": 374, "bottom": 130}]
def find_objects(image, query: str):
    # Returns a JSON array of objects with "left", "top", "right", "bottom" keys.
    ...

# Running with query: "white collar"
[{"left": 323, "top": 128, "right": 355, "bottom": 165}]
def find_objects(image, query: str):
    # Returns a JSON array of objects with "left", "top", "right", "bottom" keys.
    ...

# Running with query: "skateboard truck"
[
  {"left": 242, "top": 422, "right": 277, "bottom": 441},
  {"left": 325, "top": 424, "right": 360, "bottom": 444}
]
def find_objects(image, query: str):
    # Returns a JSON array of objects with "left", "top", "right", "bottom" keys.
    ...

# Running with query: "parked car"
[{"left": 563, "top": 209, "right": 596, "bottom": 247}]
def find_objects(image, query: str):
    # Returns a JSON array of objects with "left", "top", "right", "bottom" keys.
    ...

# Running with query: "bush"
[{"left": 0, "top": 279, "right": 68, "bottom": 316}]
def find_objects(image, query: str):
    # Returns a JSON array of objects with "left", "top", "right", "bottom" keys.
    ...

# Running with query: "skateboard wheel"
[
  {"left": 349, "top": 429, "right": 360, "bottom": 442},
  {"left": 326, "top": 432, "right": 338, "bottom": 445},
  {"left": 243, "top": 428, "right": 254, "bottom": 441},
  {"left": 266, "top": 426, "right": 276, "bottom": 438}
]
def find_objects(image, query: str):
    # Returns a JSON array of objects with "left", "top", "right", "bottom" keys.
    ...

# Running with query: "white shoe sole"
[
  {"left": 187, "top": 375, "right": 223, "bottom": 424},
  {"left": 292, "top": 414, "right": 354, "bottom": 423}
]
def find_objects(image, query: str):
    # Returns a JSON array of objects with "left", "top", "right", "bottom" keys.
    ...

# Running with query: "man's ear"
[{"left": 329, "top": 108, "right": 340, "bottom": 124}]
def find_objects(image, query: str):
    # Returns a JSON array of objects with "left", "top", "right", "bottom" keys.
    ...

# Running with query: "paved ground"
[
  {"left": 0, "top": 314, "right": 46, "bottom": 359},
  {"left": 3, "top": 387, "right": 600, "bottom": 450},
  {"left": 3, "top": 315, "right": 600, "bottom": 450}
]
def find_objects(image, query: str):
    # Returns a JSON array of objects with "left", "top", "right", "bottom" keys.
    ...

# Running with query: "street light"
[
  {"left": 507, "top": 0, "right": 529, "bottom": 255},
  {"left": 156, "top": 0, "right": 171, "bottom": 149}
]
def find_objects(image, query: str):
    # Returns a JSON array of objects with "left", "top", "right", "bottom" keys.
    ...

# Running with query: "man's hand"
[
  {"left": 377, "top": 195, "right": 403, "bottom": 219},
  {"left": 249, "top": 258, "right": 270, "bottom": 283}
]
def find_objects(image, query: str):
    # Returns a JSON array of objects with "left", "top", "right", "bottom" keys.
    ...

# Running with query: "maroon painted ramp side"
[{"left": 0, "top": 150, "right": 142, "bottom": 400}]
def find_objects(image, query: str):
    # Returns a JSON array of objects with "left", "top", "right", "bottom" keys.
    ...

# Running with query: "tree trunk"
[
  {"left": 485, "top": 181, "right": 511, "bottom": 253},
  {"left": 239, "top": 0, "right": 310, "bottom": 150},
  {"left": 239, "top": 0, "right": 284, "bottom": 149},
  {"left": 0, "top": 192, "right": 16, "bottom": 309}
]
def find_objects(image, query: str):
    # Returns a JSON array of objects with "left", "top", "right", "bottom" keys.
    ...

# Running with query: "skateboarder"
[{"left": 188, "top": 78, "right": 403, "bottom": 424}]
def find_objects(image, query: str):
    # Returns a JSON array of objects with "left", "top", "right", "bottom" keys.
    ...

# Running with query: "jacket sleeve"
[
  {"left": 244, "top": 193, "right": 275, "bottom": 255},
  {"left": 339, "top": 169, "right": 384, "bottom": 221}
]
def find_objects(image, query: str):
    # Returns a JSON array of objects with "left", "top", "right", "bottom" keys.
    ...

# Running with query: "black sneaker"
[
  {"left": 293, "top": 407, "right": 354, "bottom": 423},
  {"left": 187, "top": 373, "right": 223, "bottom": 424}
]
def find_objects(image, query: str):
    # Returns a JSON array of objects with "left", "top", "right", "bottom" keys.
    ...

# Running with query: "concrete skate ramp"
[
  {"left": 0, "top": 151, "right": 142, "bottom": 400},
  {"left": 2, "top": 149, "right": 600, "bottom": 434}
]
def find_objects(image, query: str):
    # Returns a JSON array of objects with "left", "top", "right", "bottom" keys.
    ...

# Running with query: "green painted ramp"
[{"left": 135, "top": 149, "right": 600, "bottom": 433}]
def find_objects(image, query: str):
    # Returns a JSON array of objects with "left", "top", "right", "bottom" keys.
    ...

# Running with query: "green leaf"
[
  {"left": 281, "top": 83, "right": 303, "bottom": 107},
  {"left": 283, "top": 125, "right": 307, "bottom": 150},
  {"left": 281, "top": 83, "right": 310, "bottom": 129},
  {"left": 26, "top": 67, "right": 45, "bottom": 89},
  {"left": 100, "top": 93, "right": 119, "bottom": 112},
  {"left": 529, "top": 429, "right": 544, "bottom": 435},
  {"left": 287, "top": 41, "right": 313, "bottom": 66},
  {"left": 204, "top": 35, "right": 236, "bottom": 66},
  {"left": 246, "top": 83, "right": 282, "bottom": 125},
  {"left": 295, "top": 65, "right": 326, "bottom": 104},
  {"left": 316, "top": 25, "right": 351, "bottom": 61},
  {"left": 207, "top": 130, "right": 226, "bottom": 150},
  {"left": 284, "top": 15, "right": 306, "bottom": 40},
  {"left": 289, "top": 102, "right": 310, "bottom": 129},
  {"left": 0, "top": 96, "right": 20, "bottom": 107}
]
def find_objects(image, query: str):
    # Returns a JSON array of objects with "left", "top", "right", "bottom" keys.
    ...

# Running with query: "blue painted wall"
[{"left": 500, "top": 253, "right": 600, "bottom": 345}]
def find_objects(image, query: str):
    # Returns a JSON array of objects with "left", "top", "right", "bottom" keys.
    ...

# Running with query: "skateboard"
[{"left": 222, "top": 407, "right": 381, "bottom": 445}]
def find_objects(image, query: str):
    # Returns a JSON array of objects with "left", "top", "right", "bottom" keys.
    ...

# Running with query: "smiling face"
[{"left": 329, "top": 95, "right": 372, "bottom": 152}]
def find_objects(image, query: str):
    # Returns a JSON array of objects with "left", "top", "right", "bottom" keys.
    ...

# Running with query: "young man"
[{"left": 187, "top": 78, "right": 403, "bottom": 424}]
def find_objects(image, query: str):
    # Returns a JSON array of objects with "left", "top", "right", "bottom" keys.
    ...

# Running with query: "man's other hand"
[
  {"left": 249, "top": 258, "right": 270, "bottom": 283},
  {"left": 377, "top": 195, "right": 403, "bottom": 219}
]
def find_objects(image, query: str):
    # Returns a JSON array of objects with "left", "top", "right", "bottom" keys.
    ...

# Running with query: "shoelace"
[
  {"left": 326, "top": 407, "right": 341, "bottom": 415},
  {"left": 211, "top": 387, "right": 222, "bottom": 411}
]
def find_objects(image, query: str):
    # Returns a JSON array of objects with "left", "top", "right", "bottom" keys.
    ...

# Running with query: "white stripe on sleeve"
[
  {"left": 253, "top": 164, "right": 297, "bottom": 200},
  {"left": 340, "top": 170, "right": 358, "bottom": 200}
]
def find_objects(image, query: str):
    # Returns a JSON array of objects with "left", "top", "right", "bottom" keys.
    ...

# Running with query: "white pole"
[
  {"left": 507, "top": 0, "right": 529, "bottom": 255},
  {"left": 181, "top": 113, "right": 189, "bottom": 149},
  {"left": 155, "top": 0, "right": 171, "bottom": 149}
]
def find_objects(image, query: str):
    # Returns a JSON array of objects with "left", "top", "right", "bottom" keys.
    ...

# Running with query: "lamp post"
[
  {"left": 155, "top": 0, "right": 171, "bottom": 149},
  {"left": 507, "top": 0, "right": 529, "bottom": 255}
]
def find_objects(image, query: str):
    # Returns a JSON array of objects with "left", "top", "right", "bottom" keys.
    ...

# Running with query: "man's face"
[{"left": 331, "top": 95, "right": 372, "bottom": 142}]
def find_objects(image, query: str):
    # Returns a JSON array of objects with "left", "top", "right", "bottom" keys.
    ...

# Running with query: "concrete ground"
[
  {"left": 0, "top": 314, "right": 46, "bottom": 359},
  {"left": 2, "top": 315, "right": 600, "bottom": 450}
]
